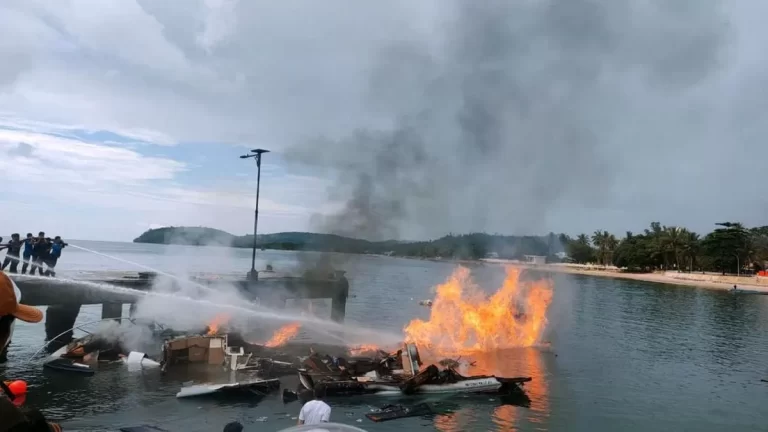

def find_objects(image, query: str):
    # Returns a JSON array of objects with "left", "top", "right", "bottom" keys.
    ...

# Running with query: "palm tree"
[
  {"left": 681, "top": 230, "right": 700, "bottom": 272},
  {"left": 662, "top": 226, "right": 686, "bottom": 271},
  {"left": 591, "top": 230, "right": 618, "bottom": 267},
  {"left": 605, "top": 233, "right": 619, "bottom": 266},
  {"left": 644, "top": 222, "right": 665, "bottom": 270},
  {"left": 591, "top": 231, "right": 605, "bottom": 265}
]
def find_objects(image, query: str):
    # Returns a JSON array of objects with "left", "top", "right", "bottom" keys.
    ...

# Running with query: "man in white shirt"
[{"left": 298, "top": 384, "right": 331, "bottom": 425}]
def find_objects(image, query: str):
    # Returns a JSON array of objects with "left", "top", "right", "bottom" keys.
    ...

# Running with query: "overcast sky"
[{"left": 1, "top": 0, "right": 767, "bottom": 242}]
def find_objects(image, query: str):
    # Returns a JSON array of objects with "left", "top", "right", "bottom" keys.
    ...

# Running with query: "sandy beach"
[{"left": 480, "top": 259, "right": 768, "bottom": 293}]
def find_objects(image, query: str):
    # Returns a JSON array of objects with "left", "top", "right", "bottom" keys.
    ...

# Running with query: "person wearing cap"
[
  {"left": 0, "top": 272, "right": 44, "bottom": 363},
  {"left": 0, "top": 396, "right": 62, "bottom": 432},
  {"left": 0, "top": 395, "right": 29, "bottom": 432}
]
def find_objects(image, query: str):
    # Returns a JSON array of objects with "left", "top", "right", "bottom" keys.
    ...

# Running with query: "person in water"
[
  {"left": 1, "top": 234, "right": 24, "bottom": 274},
  {"left": 28, "top": 232, "right": 49, "bottom": 276},
  {"left": 44, "top": 237, "right": 67, "bottom": 277},
  {"left": 0, "top": 272, "right": 44, "bottom": 363},
  {"left": 297, "top": 384, "right": 331, "bottom": 426},
  {"left": 20, "top": 233, "right": 34, "bottom": 275}
]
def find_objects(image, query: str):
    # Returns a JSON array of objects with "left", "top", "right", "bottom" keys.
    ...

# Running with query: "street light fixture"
[{"left": 240, "top": 148, "right": 270, "bottom": 281}]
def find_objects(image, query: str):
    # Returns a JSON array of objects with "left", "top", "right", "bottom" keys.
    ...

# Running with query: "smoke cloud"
[{"left": 287, "top": 0, "right": 730, "bottom": 240}]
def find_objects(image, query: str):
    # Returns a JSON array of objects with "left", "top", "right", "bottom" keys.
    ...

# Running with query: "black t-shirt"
[
  {"left": 31, "top": 240, "right": 49, "bottom": 257},
  {"left": 6, "top": 240, "right": 22, "bottom": 256}
]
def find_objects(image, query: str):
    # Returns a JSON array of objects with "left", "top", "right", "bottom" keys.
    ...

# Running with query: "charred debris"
[{"left": 40, "top": 323, "right": 533, "bottom": 411}]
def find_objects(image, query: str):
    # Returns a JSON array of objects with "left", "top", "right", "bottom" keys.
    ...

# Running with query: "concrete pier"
[
  {"left": 45, "top": 304, "right": 82, "bottom": 348},
  {"left": 10, "top": 270, "right": 351, "bottom": 344},
  {"left": 102, "top": 303, "right": 123, "bottom": 321}
]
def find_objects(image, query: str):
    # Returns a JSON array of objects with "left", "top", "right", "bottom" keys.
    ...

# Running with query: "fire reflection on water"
[
  {"left": 402, "top": 266, "right": 552, "bottom": 430},
  {"left": 487, "top": 348, "right": 549, "bottom": 429},
  {"left": 430, "top": 347, "right": 550, "bottom": 431},
  {"left": 434, "top": 409, "right": 463, "bottom": 432}
]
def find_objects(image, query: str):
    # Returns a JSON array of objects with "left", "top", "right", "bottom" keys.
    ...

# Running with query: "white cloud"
[
  {"left": 0, "top": 113, "right": 176, "bottom": 146},
  {"left": 0, "top": 128, "right": 325, "bottom": 240},
  {"left": 2, "top": 0, "right": 768, "bottom": 240},
  {"left": 0, "top": 0, "right": 424, "bottom": 145}
]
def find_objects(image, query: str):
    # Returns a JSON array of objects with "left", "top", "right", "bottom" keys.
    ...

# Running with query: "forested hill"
[
  {"left": 133, "top": 226, "right": 236, "bottom": 246},
  {"left": 132, "top": 226, "right": 565, "bottom": 260}
]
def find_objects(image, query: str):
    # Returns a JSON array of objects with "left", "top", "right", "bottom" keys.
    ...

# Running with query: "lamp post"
[{"left": 240, "top": 149, "right": 270, "bottom": 281}]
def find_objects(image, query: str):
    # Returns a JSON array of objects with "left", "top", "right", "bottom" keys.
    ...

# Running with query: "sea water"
[{"left": 3, "top": 241, "right": 768, "bottom": 431}]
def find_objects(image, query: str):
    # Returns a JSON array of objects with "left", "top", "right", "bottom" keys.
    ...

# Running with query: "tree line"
[
  {"left": 562, "top": 222, "right": 768, "bottom": 275},
  {"left": 133, "top": 227, "right": 561, "bottom": 260},
  {"left": 134, "top": 223, "right": 768, "bottom": 275}
]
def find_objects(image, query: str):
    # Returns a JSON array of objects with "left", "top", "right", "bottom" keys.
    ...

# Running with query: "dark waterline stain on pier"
[{"left": 4, "top": 242, "right": 768, "bottom": 431}]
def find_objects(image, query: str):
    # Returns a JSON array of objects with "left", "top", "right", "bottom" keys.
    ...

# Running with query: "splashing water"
[
  {"left": 13, "top": 273, "right": 400, "bottom": 346},
  {"left": 67, "top": 243, "right": 220, "bottom": 295},
  {"left": 52, "top": 243, "right": 403, "bottom": 345},
  {"left": 68, "top": 243, "right": 179, "bottom": 279}
]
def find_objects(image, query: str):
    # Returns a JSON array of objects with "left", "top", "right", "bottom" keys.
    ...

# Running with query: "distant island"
[
  {"left": 133, "top": 226, "right": 562, "bottom": 261},
  {"left": 134, "top": 221, "right": 768, "bottom": 275}
]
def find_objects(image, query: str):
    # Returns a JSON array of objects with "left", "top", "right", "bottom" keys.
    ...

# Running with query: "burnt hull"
[{"left": 298, "top": 369, "right": 530, "bottom": 396}]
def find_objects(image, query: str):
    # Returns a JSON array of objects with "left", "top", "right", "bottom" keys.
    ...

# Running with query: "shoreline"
[{"left": 479, "top": 259, "right": 768, "bottom": 293}]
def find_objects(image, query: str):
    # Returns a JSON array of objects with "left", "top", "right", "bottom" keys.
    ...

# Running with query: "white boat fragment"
[
  {"left": 175, "top": 377, "right": 281, "bottom": 398},
  {"left": 123, "top": 351, "right": 161, "bottom": 369}
]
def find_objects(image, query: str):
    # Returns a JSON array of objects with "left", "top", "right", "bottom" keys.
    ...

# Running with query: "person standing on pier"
[
  {"left": 1, "top": 234, "right": 23, "bottom": 274},
  {"left": 44, "top": 237, "right": 66, "bottom": 277},
  {"left": 28, "top": 232, "right": 49, "bottom": 276},
  {"left": 20, "top": 234, "right": 34, "bottom": 275}
]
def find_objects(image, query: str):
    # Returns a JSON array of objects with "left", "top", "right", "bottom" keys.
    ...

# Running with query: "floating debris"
[
  {"left": 365, "top": 403, "right": 433, "bottom": 423},
  {"left": 43, "top": 358, "right": 95, "bottom": 376},
  {"left": 175, "top": 377, "right": 281, "bottom": 399},
  {"left": 161, "top": 335, "right": 228, "bottom": 369},
  {"left": 296, "top": 343, "right": 532, "bottom": 399},
  {"left": 119, "top": 426, "right": 169, "bottom": 432}
]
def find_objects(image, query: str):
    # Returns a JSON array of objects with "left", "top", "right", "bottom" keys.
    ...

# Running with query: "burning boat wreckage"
[
  {"left": 39, "top": 266, "right": 550, "bottom": 423},
  {"left": 40, "top": 323, "right": 533, "bottom": 406}
]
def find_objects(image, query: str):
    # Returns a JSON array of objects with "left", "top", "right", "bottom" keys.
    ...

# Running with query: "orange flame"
[
  {"left": 206, "top": 313, "right": 230, "bottom": 336},
  {"left": 347, "top": 344, "right": 381, "bottom": 356},
  {"left": 264, "top": 322, "right": 301, "bottom": 347},
  {"left": 404, "top": 266, "right": 553, "bottom": 357}
]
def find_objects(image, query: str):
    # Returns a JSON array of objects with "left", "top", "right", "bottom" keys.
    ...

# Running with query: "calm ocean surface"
[{"left": 3, "top": 240, "right": 768, "bottom": 431}]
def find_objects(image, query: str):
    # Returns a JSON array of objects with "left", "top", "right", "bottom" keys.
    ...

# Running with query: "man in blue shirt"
[
  {"left": 20, "top": 233, "right": 33, "bottom": 275},
  {"left": 44, "top": 237, "right": 67, "bottom": 277}
]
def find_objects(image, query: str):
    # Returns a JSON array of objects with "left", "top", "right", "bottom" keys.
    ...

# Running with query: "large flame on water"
[
  {"left": 404, "top": 266, "right": 553, "bottom": 356},
  {"left": 264, "top": 322, "right": 301, "bottom": 347}
]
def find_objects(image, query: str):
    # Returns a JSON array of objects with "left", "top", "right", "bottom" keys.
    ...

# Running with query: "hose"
[{"left": 24, "top": 317, "right": 138, "bottom": 363}]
